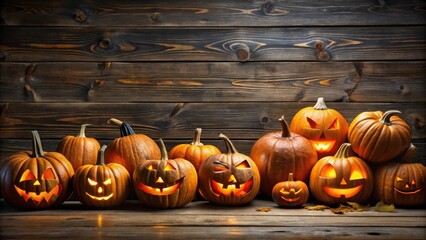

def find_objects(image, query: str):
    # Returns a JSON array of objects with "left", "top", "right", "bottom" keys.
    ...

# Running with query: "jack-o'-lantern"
[
  {"left": 250, "top": 115, "right": 317, "bottom": 195},
  {"left": 57, "top": 124, "right": 101, "bottom": 171},
  {"left": 168, "top": 128, "right": 221, "bottom": 171},
  {"left": 348, "top": 110, "right": 411, "bottom": 163},
  {"left": 73, "top": 145, "right": 131, "bottom": 208},
  {"left": 0, "top": 131, "right": 74, "bottom": 209},
  {"left": 198, "top": 134, "right": 260, "bottom": 205},
  {"left": 105, "top": 118, "right": 161, "bottom": 176},
  {"left": 374, "top": 144, "right": 426, "bottom": 207},
  {"left": 272, "top": 173, "right": 309, "bottom": 208},
  {"left": 290, "top": 97, "right": 349, "bottom": 158},
  {"left": 309, "top": 143, "right": 373, "bottom": 205},
  {"left": 133, "top": 139, "right": 198, "bottom": 208}
]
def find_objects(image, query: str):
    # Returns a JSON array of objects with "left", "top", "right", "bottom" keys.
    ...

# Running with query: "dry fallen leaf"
[
  {"left": 330, "top": 205, "right": 353, "bottom": 214},
  {"left": 347, "top": 202, "right": 369, "bottom": 211},
  {"left": 374, "top": 201, "right": 395, "bottom": 212},
  {"left": 256, "top": 207, "right": 272, "bottom": 213},
  {"left": 304, "top": 205, "right": 329, "bottom": 211}
]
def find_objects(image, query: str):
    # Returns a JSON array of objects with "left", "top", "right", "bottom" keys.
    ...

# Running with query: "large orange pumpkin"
[
  {"left": 348, "top": 110, "right": 411, "bottom": 163},
  {"left": 250, "top": 116, "right": 317, "bottom": 195},
  {"left": 168, "top": 128, "right": 221, "bottom": 171},
  {"left": 104, "top": 118, "right": 161, "bottom": 175},
  {"left": 309, "top": 143, "right": 373, "bottom": 205},
  {"left": 0, "top": 131, "right": 74, "bottom": 209},
  {"left": 290, "top": 97, "right": 349, "bottom": 159},
  {"left": 57, "top": 124, "right": 100, "bottom": 171}
]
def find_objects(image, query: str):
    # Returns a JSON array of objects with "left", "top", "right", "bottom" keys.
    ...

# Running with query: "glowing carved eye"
[
  {"left": 307, "top": 117, "right": 318, "bottom": 129},
  {"left": 20, "top": 169, "right": 37, "bottom": 182},
  {"left": 411, "top": 180, "right": 416, "bottom": 185},
  {"left": 88, "top": 178, "right": 97, "bottom": 186},
  {"left": 320, "top": 164, "right": 336, "bottom": 179},
  {"left": 349, "top": 170, "right": 364, "bottom": 180},
  {"left": 147, "top": 165, "right": 156, "bottom": 171},
  {"left": 214, "top": 161, "right": 229, "bottom": 172},
  {"left": 235, "top": 160, "right": 250, "bottom": 169},
  {"left": 164, "top": 163, "right": 175, "bottom": 171},
  {"left": 42, "top": 168, "right": 56, "bottom": 180},
  {"left": 103, "top": 178, "right": 112, "bottom": 185},
  {"left": 396, "top": 177, "right": 403, "bottom": 182},
  {"left": 328, "top": 119, "right": 339, "bottom": 129}
]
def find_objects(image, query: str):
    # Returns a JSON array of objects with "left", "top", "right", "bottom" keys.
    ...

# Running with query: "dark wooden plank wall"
[{"left": 1, "top": 0, "right": 425, "bottom": 163}]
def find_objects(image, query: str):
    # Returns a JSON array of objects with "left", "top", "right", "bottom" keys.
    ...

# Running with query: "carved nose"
[
  {"left": 33, "top": 180, "right": 41, "bottom": 186},
  {"left": 156, "top": 177, "right": 165, "bottom": 183},
  {"left": 98, "top": 187, "right": 103, "bottom": 193},
  {"left": 228, "top": 174, "right": 237, "bottom": 183},
  {"left": 340, "top": 178, "right": 347, "bottom": 185}
]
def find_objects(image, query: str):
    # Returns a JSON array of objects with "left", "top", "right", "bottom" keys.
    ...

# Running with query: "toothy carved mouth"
[
  {"left": 310, "top": 140, "right": 336, "bottom": 152},
  {"left": 14, "top": 184, "right": 61, "bottom": 204},
  {"left": 394, "top": 188, "right": 422, "bottom": 195},
  {"left": 138, "top": 177, "right": 184, "bottom": 196},
  {"left": 210, "top": 178, "right": 253, "bottom": 197},
  {"left": 85, "top": 192, "right": 114, "bottom": 201},
  {"left": 324, "top": 184, "right": 363, "bottom": 198}
]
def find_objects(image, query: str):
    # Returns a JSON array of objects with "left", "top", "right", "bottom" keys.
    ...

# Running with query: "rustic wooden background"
[{"left": 1, "top": 0, "right": 425, "bottom": 163}]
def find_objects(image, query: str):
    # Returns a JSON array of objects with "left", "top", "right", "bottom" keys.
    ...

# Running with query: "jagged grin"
[{"left": 14, "top": 184, "right": 61, "bottom": 204}]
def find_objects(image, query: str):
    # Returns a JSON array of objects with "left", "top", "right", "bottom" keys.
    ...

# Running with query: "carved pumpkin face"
[
  {"left": 133, "top": 139, "right": 198, "bottom": 208},
  {"left": 272, "top": 173, "right": 309, "bottom": 207},
  {"left": 310, "top": 143, "right": 373, "bottom": 205},
  {"left": 198, "top": 134, "right": 260, "bottom": 205},
  {"left": 290, "top": 98, "right": 348, "bottom": 158}
]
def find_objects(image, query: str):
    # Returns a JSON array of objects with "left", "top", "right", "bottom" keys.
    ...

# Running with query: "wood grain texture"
[
  {"left": 2, "top": 0, "right": 425, "bottom": 27},
  {"left": 1, "top": 26, "right": 425, "bottom": 62},
  {"left": 1, "top": 61, "right": 425, "bottom": 103}
]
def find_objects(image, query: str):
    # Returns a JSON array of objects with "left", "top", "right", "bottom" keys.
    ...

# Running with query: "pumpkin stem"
[
  {"left": 219, "top": 133, "right": 238, "bottom": 154},
  {"left": 159, "top": 139, "right": 169, "bottom": 161},
  {"left": 288, "top": 173, "right": 294, "bottom": 181},
  {"left": 334, "top": 143, "right": 352, "bottom": 158},
  {"left": 77, "top": 124, "right": 91, "bottom": 138},
  {"left": 96, "top": 145, "right": 107, "bottom": 165},
  {"left": 108, "top": 118, "right": 136, "bottom": 137},
  {"left": 278, "top": 115, "right": 291, "bottom": 138},
  {"left": 379, "top": 110, "right": 402, "bottom": 126},
  {"left": 313, "top": 97, "right": 328, "bottom": 110},
  {"left": 399, "top": 143, "right": 416, "bottom": 163},
  {"left": 191, "top": 128, "right": 204, "bottom": 146},
  {"left": 31, "top": 130, "right": 44, "bottom": 158}
]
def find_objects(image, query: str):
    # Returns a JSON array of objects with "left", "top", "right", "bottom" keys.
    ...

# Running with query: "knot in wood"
[
  {"left": 262, "top": 0, "right": 274, "bottom": 14},
  {"left": 151, "top": 13, "right": 161, "bottom": 22},
  {"left": 231, "top": 43, "right": 250, "bottom": 62},
  {"left": 74, "top": 9, "right": 87, "bottom": 23},
  {"left": 99, "top": 38, "right": 113, "bottom": 49},
  {"left": 314, "top": 40, "right": 331, "bottom": 62}
]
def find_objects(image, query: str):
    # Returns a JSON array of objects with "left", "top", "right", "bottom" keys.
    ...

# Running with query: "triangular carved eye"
[
  {"left": 164, "top": 163, "right": 175, "bottom": 171},
  {"left": 235, "top": 160, "right": 250, "bottom": 169},
  {"left": 328, "top": 119, "right": 339, "bottom": 129},
  {"left": 20, "top": 169, "right": 37, "bottom": 182},
  {"left": 307, "top": 117, "right": 318, "bottom": 129},
  {"left": 42, "top": 168, "right": 56, "bottom": 180},
  {"left": 213, "top": 161, "right": 229, "bottom": 172},
  {"left": 320, "top": 164, "right": 336, "bottom": 179}
]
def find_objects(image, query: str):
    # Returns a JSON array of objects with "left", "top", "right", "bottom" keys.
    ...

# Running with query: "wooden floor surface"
[{"left": 1, "top": 198, "right": 425, "bottom": 240}]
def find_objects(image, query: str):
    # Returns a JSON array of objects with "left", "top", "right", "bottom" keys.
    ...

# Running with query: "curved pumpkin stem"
[
  {"left": 334, "top": 143, "right": 352, "bottom": 158},
  {"left": 379, "top": 110, "right": 402, "bottom": 126},
  {"left": 31, "top": 130, "right": 44, "bottom": 158},
  {"left": 77, "top": 124, "right": 91, "bottom": 138},
  {"left": 107, "top": 118, "right": 136, "bottom": 137},
  {"left": 191, "top": 128, "right": 204, "bottom": 146},
  {"left": 219, "top": 133, "right": 238, "bottom": 154},
  {"left": 159, "top": 139, "right": 169, "bottom": 161},
  {"left": 278, "top": 115, "right": 291, "bottom": 138},
  {"left": 399, "top": 143, "right": 416, "bottom": 163},
  {"left": 96, "top": 145, "right": 107, "bottom": 165},
  {"left": 288, "top": 173, "right": 294, "bottom": 182},
  {"left": 313, "top": 97, "right": 328, "bottom": 110}
]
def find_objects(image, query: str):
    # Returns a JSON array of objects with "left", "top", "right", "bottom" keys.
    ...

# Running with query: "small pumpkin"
[
  {"left": 272, "top": 173, "right": 309, "bottom": 208},
  {"left": 104, "top": 118, "right": 161, "bottom": 176},
  {"left": 73, "top": 145, "right": 131, "bottom": 208},
  {"left": 374, "top": 144, "right": 426, "bottom": 207},
  {"left": 133, "top": 139, "right": 198, "bottom": 208},
  {"left": 0, "top": 130, "right": 74, "bottom": 209},
  {"left": 198, "top": 134, "right": 260, "bottom": 205},
  {"left": 289, "top": 97, "right": 349, "bottom": 159},
  {"left": 348, "top": 110, "right": 411, "bottom": 163},
  {"left": 250, "top": 115, "right": 317, "bottom": 195},
  {"left": 168, "top": 128, "right": 221, "bottom": 171},
  {"left": 309, "top": 143, "right": 373, "bottom": 205},
  {"left": 57, "top": 124, "right": 101, "bottom": 171}
]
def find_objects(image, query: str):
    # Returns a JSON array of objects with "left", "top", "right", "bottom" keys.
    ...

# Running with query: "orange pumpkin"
[
  {"left": 168, "top": 128, "right": 221, "bottom": 171},
  {"left": 309, "top": 143, "right": 373, "bottom": 205},
  {"left": 104, "top": 118, "right": 161, "bottom": 176},
  {"left": 290, "top": 97, "right": 349, "bottom": 159},
  {"left": 250, "top": 116, "right": 317, "bottom": 195},
  {"left": 57, "top": 124, "right": 100, "bottom": 171},
  {"left": 348, "top": 110, "right": 411, "bottom": 163},
  {"left": 272, "top": 173, "right": 309, "bottom": 208}
]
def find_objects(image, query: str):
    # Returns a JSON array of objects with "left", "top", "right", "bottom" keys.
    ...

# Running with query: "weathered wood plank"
[
  {"left": 2, "top": 0, "right": 425, "bottom": 27},
  {"left": 1, "top": 61, "right": 425, "bottom": 103},
  {"left": 0, "top": 102, "right": 424, "bottom": 140},
  {"left": 1, "top": 27, "right": 425, "bottom": 62}
]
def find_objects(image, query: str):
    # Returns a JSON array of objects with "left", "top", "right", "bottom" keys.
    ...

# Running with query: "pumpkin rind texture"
[
  {"left": 289, "top": 97, "right": 349, "bottom": 159},
  {"left": 0, "top": 131, "right": 74, "bottom": 209},
  {"left": 198, "top": 134, "right": 260, "bottom": 205},
  {"left": 348, "top": 110, "right": 411, "bottom": 163},
  {"left": 309, "top": 143, "right": 373, "bottom": 205},
  {"left": 73, "top": 145, "right": 131, "bottom": 208},
  {"left": 168, "top": 128, "right": 221, "bottom": 171},
  {"left": 250, "top": 116, "right": 317, "bottom": 195},
  {"left": 133, "top": 139, "right": 198, "bottom": 208},
  {"left": 57, "top": 124, "right": 101, "bottom": 171},
  {"left": 272, "top": 173, "right": 309, "bottom": 208}
]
